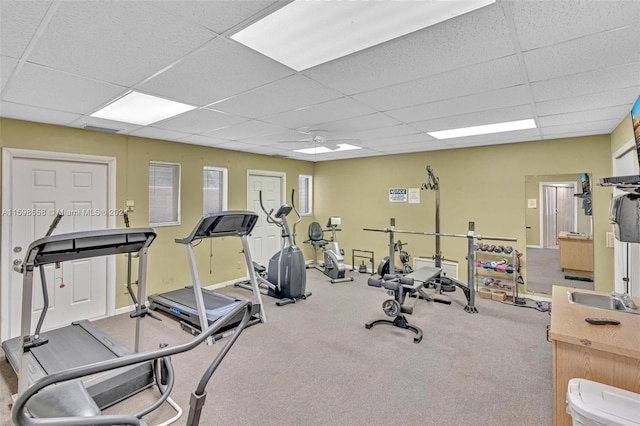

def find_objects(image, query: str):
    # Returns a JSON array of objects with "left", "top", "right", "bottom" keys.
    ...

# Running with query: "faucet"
[{"left": 612, "top": 292, "right": 638, "bottom": 310}]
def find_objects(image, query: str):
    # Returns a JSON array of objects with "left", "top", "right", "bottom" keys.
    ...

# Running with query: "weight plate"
[{"left": 382, "top": 299, "right": 401, "bottom": 317}]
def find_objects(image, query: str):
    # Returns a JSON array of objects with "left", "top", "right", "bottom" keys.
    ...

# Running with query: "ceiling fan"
[{"left": 278, "top": 130, "right": 360, "bottom": 150}]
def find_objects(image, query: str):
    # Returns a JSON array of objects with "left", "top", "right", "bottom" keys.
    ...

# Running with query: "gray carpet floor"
[
  {"left": 1, "top": 268, "right": 553, "bottom": 426},
  {"left": 526, "top": 247, "right": 593, "bottom": 294}
]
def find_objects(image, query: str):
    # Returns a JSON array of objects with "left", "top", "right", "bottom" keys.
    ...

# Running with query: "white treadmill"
[
  {"left": 147, "top": 211, "right": 265, "bottom": 340},
  {"left": 2, "top": 227, "right": 157, "bottom": 409}
]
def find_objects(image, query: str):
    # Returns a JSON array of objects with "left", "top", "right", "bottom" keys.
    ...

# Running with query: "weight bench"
[{"left": 365, "top": 265, "right": 443, "bottom": 343}]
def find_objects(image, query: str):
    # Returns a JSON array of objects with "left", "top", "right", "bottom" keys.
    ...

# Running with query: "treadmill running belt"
[
  {"left": 31, "top": 325, "right": 118, "bottom": 374},
  {"left": 160, "top": 288, "right": 242, "bottom": 311}
]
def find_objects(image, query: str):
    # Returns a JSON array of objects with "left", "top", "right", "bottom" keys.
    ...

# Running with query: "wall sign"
[{"left": 389, "top": 188, "right": 407, "bottom": 202}]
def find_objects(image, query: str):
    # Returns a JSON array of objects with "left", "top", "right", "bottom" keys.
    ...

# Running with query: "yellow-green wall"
[
  {"left": 313, "top": 136, "right": 614, "bottom": 293},
  {"left": 611, "top": 114, "right": 634, "bottom": 154},
  {"left": 0, "top": 118, "right": 315, "bottom": 309},
  {"left": 1, "top": 116, "right": 632, "bottom": 310}
]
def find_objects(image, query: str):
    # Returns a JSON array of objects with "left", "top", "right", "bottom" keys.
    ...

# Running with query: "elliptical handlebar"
[
  {"left": 258, "top": 190, "right": 280, "bottom": 227},
  {"left": 289, "top": 188, "right": 302, "bottom": 241}
]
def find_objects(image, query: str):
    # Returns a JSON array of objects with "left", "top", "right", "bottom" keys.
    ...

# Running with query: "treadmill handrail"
[
  {"left": 175, "top": 211, "right": 259, "bottom": 244},
  {"left": 19, "top": 228, "right": 156, "bottom": 269},
  {"left": 12, "top": 300, "right": 252, "bottom": 426}
]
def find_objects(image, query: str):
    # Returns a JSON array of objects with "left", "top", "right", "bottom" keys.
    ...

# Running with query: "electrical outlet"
[{"left": 606, "top": 232, "right": 615, "bottom": 248}]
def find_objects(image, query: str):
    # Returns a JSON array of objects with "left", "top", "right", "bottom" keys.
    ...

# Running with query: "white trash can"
[{"left": 566, "top": 378, "right": 640, "bottom": 426}]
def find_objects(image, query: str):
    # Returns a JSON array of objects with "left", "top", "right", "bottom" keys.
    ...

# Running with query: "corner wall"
[{"left": 314, "top": 135, "right": 614, "bottom": 294}]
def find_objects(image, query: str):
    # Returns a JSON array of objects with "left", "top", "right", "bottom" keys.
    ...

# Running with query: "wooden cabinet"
[
  {"left": 549, "top": 286, "right": 640, "bottom": 426},
  {"left": 558, "top": 232, "right": 593, "bottom": 275}
]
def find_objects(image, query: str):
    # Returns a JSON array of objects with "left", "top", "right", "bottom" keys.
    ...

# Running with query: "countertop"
[
  {"left": 557, "top": 231, "right": 592, "bottom": 240},
  {"left": 549, "top": 285, "right": 640, "bottom": 360}
]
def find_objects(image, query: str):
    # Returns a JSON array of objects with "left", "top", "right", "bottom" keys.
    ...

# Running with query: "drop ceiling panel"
[
  {"left": 153, "top": 108, "right": 247, "bottom": 134},
  {"left": 537, "top": 105, "right": 630, "bottom": 128},
  {"left": 311, "top": 147, "right": 382, "bottom": 161},
  {"left": 3, "top": 63, "right": 124, "bottom": 114},
  {"left": 444, "top": 128, "right": 541, "bottom": 148},
  {"left": 530, "top": 62, "right": 640, "bottom": 102},
  {"left": 152, "top": 0, "right": 281, "bottom": 34},
  {"left": 309, "top": 113, "right": 402, "bottom": 134},
  {"left": 353, "top": 55, "right": 523, "bottom": 111},
  {"left": 541, "top": 119, "right": 620, "bottom": 139},
  {"left": 237, "top": 129, "right": 311, "bottom": 146},
  {"left": 179, "top": 134, "right": 234, "bottom": 148},
  {"left": 211, "top": 75, "right": 343, "bottom": 118},
  {"left": 261, "top": 97, "right": 377, "bottom": 129},
  {"left": 1, "top": 1, "right": 639, "bottom": 162},
  {"left": 0, "top": 0, "right": 51, "bottom": 59},
  {"left": 138, "top": 37, "right": 293, "bottom": 106},
  {"left": 360, "top": 133, "right": 431, "bottom": 148},
  {"left": 534, "top": 88, "right": 639, "bottom": 117},
  {"left": 387, "top": 85, "right": 531, "bottom": 123},
  {"left": 350, "top": 124, "right": 422, "bottom": 141},
  {"left": 373, "top": 139, "right": 451, "bottom": 153},
  {"left": 303, "top": 4, "right": 515, "bottom": 95},
  {"left": 128, "top": 126, "right": 191, "bottom": 142},
  {"left": 207, "top": 120, "right": 288, "bottom": 140},
  {"left": 1, "top": 56, "right": 18, "bottom": 90},
  {"left": 0, "top": 101, "right": 81, "bottom": 126},
  {"left": 27, "top": 2, "right": 216, "bottom": 87},
  {"left": 523, "top": 26, "right": 640, "bottom": 82},
  {"left": 510, "top": 0, "right": 640, "bottom": 51},
  {"left": 412, "top": 104, "right": 534, "bottom": 133}
]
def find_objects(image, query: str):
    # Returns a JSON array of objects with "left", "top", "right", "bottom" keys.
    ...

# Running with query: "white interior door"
[
  {"left": 3, "top": 154, "right": 110, "bottom": 339},
  {"left": 247, "top": 172, "right": 284, "bottom": 266},
  {"left": 541, "top": 183, "right": 577, "bottom": 248},
  {"left": 612, "top": 143, "right": 640, "bottom": 296}
]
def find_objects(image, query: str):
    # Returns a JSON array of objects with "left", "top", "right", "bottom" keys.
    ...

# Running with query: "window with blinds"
[
  {"left": 298, "top": 174, "right": 312, "bottom": 216},
  {"left": 203, "top": 166, "right": 227, "bottom": 214},
  {"left": 149, "top": 162, "right": 180, "bottom": 226}
]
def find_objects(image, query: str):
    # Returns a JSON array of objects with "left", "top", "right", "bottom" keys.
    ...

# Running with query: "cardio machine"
[
  {"left": 235, "top": 191, "right": 311, "bottom": 305},
  {"left": 305, "top": 216, "right": 353, "bottom": 284},
  {"left": 2, "top": 219, "right": 159, "bottom": 413},
  {"left": 147, "top": 211, "right": 265, "bottom": 338}
]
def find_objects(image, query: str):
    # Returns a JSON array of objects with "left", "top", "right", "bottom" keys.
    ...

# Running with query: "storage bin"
[
  {"left": 491, "top": 290, "right": 506, "bottom": 301},
  {"left": 479, "top": 287, "right": 492, "bottom": 299},
  {"left": 566, "top": 378, "right": 640, "bottom": 426}
]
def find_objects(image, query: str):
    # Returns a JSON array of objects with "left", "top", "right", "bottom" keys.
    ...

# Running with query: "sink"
[{"left": 567, "top": 291, "right": 639, "bottom": 314}]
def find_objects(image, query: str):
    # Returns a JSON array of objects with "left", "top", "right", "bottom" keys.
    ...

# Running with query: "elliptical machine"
[
  {"left": 236, "top": 190, "right": 311, "bottom": 305},
  {"left": 305, "top": 216, "right": 354, "bottom": 284}
]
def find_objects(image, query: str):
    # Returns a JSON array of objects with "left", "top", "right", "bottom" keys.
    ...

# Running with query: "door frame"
[
  {"left": 538, "top": 181, "right": 578, "bottom": 248},
  {"left": 612, "top": 138, "right": 639, "bottom": 295},
  {"left": 1, "top": 148, "right": 117, "bottom": 341}
]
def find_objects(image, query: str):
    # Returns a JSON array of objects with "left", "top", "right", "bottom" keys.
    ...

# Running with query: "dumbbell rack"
[{"left": 475, "top": 247, "right": 519, "bottom": 303}]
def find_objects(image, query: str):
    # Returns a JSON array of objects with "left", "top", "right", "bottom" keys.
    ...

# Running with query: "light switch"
[
  {"left": 606, "top": 232, "right": 615, "bottom": 248},
  {"left": 126, "top": 200, "right": 135, "bottom": 212},
  {"left": 527, "top": 199, "right": 537, "bottom": 208}
]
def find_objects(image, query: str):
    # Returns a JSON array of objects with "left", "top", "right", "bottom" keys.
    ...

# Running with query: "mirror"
[{"left": 525, "top": 173, "right": 594, "bottom": 294}]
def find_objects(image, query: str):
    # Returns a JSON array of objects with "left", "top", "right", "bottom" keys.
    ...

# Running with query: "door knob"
[{"left": 13, "top": 246, "right": 22, "bottom": 253}]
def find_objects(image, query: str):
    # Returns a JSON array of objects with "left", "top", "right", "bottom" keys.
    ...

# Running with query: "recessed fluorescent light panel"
[
  {"left": 428, "top": 119, "right": 537, "bottom": 140},
  {"left": 295, "top": 143, "right": 361, "bottom": 155},
  {"left": 231, "top": 0, "right": 496, "bottom": 71},
  {"left": 91, "top": 91, "right": 196, "bottom": 125}
]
